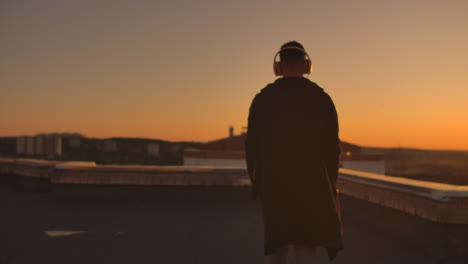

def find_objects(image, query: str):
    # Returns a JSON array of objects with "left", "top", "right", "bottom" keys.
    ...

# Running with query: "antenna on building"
[{"left": 229, "top": 126, "right": 234, "bottom": 137}]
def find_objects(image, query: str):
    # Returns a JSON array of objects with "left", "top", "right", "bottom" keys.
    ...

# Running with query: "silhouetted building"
[
  {"left": 16, "top": 137, "right": 26, "bottom": 155},
  {"left": 147, "top": 143, "right": 160, "bottom": 157},
  {"left": 10, "top": 133, "right": 202, "bottom": 165},
  {"left": 69, "top": 136, "right": 81, "bottom": 148},
  {"left": 26, "top": 136, "right": 35, "bottom": 156},
  {"left": 35, "top": 135, "right": 44, "bottom": 155},
  {"left": 16, "top": 134, "right": 62, "bottom": 158},
  {"left": 0, "top": 137, "right": 16, "bottom": 157},
  {"left": 104, "top": 140, "right": 117, "bottom": 152},
  {"left": 43, "top": 135, "right": 62, "bottom": 158}
]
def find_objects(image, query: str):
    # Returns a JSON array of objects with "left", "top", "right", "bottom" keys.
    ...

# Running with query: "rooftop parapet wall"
[
  {"left": 13, "top": 159, "right": 65, "bottom": 178},
  {"left": 53, "top": 164, "right": 249, "bottom": 186},
  {"left": 1, "top": 159, "right": 468, "bottom": 224},
  {"left": 0, "top": 158, "right": 97, "bottom": 191},
  {"left": 339, "top": 168, "right": 468, "bottom": 201},
  {"left": 0, "top": 158, "right": 15, "bottom": 174},
  {"left": 338, "top": 168, "right": 468, "bottom": 224}
]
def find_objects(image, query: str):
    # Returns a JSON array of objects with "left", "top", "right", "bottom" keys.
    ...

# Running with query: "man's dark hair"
[{"left": 280, "top": 41, "right": 306, "bottom": 63}]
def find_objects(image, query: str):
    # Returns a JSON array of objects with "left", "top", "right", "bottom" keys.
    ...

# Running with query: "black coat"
[{"left": 245, "top": 77, "right": 343, "bottom": 260}]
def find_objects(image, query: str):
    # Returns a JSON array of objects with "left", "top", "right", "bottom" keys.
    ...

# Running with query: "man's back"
[
  {"left": 249, "top": 78, "right": 325, "bottom": 164},
  {"left": 245, "top": 76, "right": 343, "bottom": 259},
  {"left": 246, "top": 77, "right": 340, "bottom": 190}
]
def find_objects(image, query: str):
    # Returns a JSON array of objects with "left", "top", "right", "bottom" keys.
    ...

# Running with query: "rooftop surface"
[{"left": 1, "top": 186, "right": 467, "bottom": 264}]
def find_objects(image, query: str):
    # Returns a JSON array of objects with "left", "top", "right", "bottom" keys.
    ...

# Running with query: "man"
[{"left": 245, "top": 41, "right": 343, "bottom": 263}]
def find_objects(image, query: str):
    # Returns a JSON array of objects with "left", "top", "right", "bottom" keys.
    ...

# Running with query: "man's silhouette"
[{"left": 245, "top": 41, "right": 343, "bottom": 263}]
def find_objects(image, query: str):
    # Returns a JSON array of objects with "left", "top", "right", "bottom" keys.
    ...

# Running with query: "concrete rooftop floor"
[{"left": 1, "top": 186, "right": 467, "bottom": 264}]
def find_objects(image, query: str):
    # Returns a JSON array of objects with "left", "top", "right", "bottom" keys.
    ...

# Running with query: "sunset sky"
[{"left": 1, "top": 0, "right": 467, "bottom": 150}]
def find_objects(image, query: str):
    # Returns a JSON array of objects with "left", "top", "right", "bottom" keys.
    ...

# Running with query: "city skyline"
[{"left": 1, "top": 0, "right": 467, "bottom": 150}]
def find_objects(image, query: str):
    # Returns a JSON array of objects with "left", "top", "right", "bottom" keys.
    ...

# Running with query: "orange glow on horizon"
[{"left": 1, "top": 1, "right": 467, "bottom": 151}]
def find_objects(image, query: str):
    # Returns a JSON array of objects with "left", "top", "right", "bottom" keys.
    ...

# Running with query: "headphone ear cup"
[
  {"left": 304, "top": 59, "right": 312, "bottom": 74},
  {"left": 274, "top": 61, "right": 282, "bottom": 76}
]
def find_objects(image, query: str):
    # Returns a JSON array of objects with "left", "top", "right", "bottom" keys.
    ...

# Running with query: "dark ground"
[{"left": 0, "top": 185, "right": 467, "bottom": 264}]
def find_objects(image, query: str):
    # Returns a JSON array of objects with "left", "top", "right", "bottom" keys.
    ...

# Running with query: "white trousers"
[{"left": 270, "top": 245, "right": 330, "bottom": 264}]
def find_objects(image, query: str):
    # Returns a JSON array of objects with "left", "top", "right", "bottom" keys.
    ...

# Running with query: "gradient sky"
[{"left": 1, "top": 0, "right": 467, "bottom": 150}]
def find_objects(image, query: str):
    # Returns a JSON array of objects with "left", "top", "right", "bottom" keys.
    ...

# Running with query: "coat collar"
[{"left": 274, "top": 76, "right": 311, "bottom": 85}]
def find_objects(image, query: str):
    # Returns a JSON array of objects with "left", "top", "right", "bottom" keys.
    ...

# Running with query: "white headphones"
[{"left": 273, "top": 46, "right": 312, "bottom": 76}]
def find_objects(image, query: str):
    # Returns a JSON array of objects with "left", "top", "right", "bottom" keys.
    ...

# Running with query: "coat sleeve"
[
  {"left": 245, "top": 94, "right": 261, "bottom": 199},
  {"left": 321, "top": 92, "right": 341, "bottom": 190}
]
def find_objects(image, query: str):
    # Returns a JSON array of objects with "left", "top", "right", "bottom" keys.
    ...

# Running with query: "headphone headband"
[{"left": 273, "top": 46, "right": 308, "bottom": 62}]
